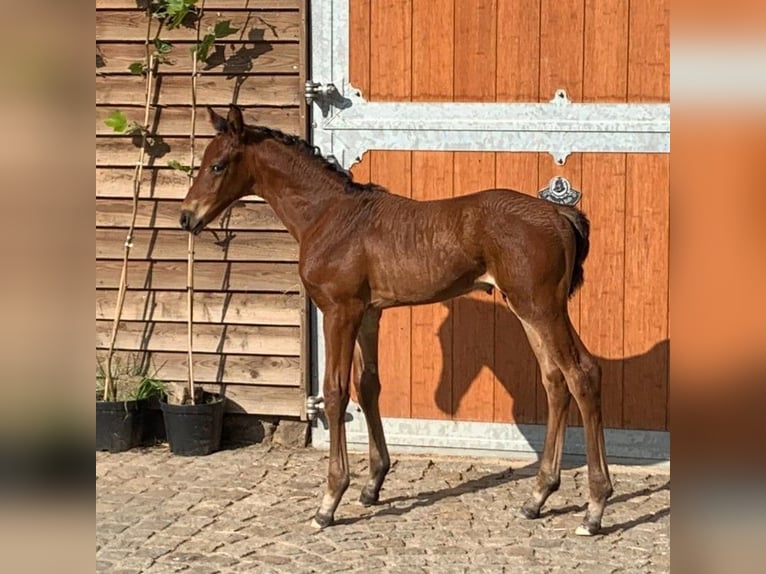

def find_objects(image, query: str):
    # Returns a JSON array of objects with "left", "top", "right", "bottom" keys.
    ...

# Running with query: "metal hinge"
[
  {"left": 304, "top": 80, "right": 338, "bottom": 104},
  {"left": 304, "top": 80, "right": 351, "bottom": 117},
  {"left": 306, "top": 395, "right": 324, "bottom": 421}
]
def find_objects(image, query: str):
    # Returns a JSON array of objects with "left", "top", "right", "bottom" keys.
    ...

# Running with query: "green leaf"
[
  {"left": 164, "top": 0, "right": 198, "bottom": 29},
  {"left": 154, "top": 38, "right": 173, "bottom": 54},
  {"left": 213, "top": 20, "right": 238, "bottom": 39},
  {"left": 128, "top": 62, "right": 145, "bottom": 75},
  {"left": 193, "top": 33, "right": 216, "bottom": 62},
  {"left": 104, "top": 110, "right": 128, "bottom": 133},
  {"left": 167, "top": 160, "right": 193, "bottom": 174}
]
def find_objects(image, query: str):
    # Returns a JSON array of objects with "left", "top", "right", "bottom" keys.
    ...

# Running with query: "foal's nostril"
[{"left": 179, "top": 211, "right": 191, "bottom": 230}]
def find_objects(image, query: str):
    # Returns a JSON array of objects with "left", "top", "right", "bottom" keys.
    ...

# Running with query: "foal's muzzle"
[{"left": 179, "top": 210, "right": 204, "bottom": 234}]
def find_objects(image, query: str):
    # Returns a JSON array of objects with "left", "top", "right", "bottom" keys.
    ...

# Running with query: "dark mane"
[{"left": 246, "top": 125, "right": 387, "bottom": 195}]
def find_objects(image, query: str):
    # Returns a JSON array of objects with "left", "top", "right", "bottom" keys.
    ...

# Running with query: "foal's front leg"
[{"left": 312, "top": 304, "right": 363, "bottom": 529}]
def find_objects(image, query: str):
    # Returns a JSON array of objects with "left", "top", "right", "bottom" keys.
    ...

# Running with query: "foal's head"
[{"left": 179, "top": 105, "right": 253, "bottom": 234}]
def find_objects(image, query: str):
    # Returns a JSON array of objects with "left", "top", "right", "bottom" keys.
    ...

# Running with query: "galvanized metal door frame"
[
  {"left": 307, "top": 0, "right": 670, "bottom": 461},
  {"left": 308, "top": 0, "right": 669, "bottom": 168}
]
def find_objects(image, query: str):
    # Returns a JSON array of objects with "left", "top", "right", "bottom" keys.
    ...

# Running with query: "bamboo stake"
[
  {"left": 186, "top": 1, "right": 205, "bottom": 405},
  {"left": 103, "top": 13, "right": 155, "bottom": 402}
]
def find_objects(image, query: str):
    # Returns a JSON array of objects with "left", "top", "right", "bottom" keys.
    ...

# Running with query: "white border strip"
[{"left": 311, "top": 403, "right": 670, "bottom": 464}]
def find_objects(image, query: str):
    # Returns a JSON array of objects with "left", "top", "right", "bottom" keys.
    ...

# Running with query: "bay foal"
[{"left": 180, "top": 106, "right": 612, "bottom": 535}]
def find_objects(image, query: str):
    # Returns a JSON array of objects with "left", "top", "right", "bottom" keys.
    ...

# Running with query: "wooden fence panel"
[
  {"left": 96, "top": 1, "right": 306, "bottom": 416},
  {"left": 96, "top": 261, "right": 301, "bottom": 292}
]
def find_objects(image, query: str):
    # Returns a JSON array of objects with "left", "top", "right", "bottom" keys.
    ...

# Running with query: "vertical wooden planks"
[
  {"left": 410, "top": 0, "right": 454, "bottom": 419},
  {"left": 369, "top": 0, "right": 413, "bottom": 418},
  {"left": 412, "top": 0, "right": 454, "bottom": 102},
  {"left": 623, "top": 155, "right": 669, "bottom": 430},
  {"left": 370, "top": 0, "right": 412, "bottom": 100},
  {"left": 496, "top": 0, "right": 541, "bottom": 103},
  {"left": 623, "top": 0, "right": 669, "bottom": 430},
  {"left": 580, "top": 155, "right": 626, "bottom": 429},
  {"left": 451, "top": 0, "right": 496, "bottom": 421},
  {"left": 579, "top": 1, "right": 629, "bottom": 428},
  {"left": 493, "top": 153, "right": 540, "bottom": 423},
  {"left": 349, "top": 0, "right": 371, "bottom": 97},
  {"left": 454, "top": 0, "right": 497, "bottom": 102},
  {"left": 628, "top": 0, "right": 670, "bottom": 102},
  {"left": 583, "top": 0, "right": 628, "bottom": 102},
  {"left": 539, "top": 0, "right": 584, "bottom": 102}
]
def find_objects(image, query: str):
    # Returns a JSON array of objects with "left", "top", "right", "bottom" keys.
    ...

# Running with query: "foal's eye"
[{"left": 211, "top": 163, "right": 225, "bottom": 174}]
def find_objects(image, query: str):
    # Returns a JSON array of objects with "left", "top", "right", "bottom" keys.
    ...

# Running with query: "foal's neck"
[{"left": 248, "top": 138, "right": 348, "bottom": 243}]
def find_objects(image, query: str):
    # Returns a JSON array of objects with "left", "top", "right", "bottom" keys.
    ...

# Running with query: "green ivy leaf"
[
  {"left": 167, "top": 160, "right": 193, "bottom": 174},
  {"left": 128, "top": 62, "right": 146, "bottom": 75},
  {"left": 192, "top": 33, "right": 216, "bottom": 62},
  {"left": 163, "top": 0, "right": 198, "bottom": 29},
  {"left": 213, "top": 20, "right": 238, "bottom": 39},
  {"left": 154, "top": 38, "right": 173, "bottom": 54},
  {"left": 104, "top": 110, "right": 128, "bottom": 133}
]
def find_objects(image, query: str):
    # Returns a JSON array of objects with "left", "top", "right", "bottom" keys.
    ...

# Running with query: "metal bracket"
[
  {"left": 538, "top": 176, "right": 582, "bottom": 206},
  {"left": 550, "top": 88, "right": 572, "bottom": 106},
  {"left": 549, "top": 89, "right": 572, "bottom": 165}
]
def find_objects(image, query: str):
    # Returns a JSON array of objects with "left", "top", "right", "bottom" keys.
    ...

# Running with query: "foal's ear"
[
  {"left": 208, "top": 107, "right": 228, "bottom": 134},
  {"left": 227, "top": 105, "right": 245, "bottom": 139}
]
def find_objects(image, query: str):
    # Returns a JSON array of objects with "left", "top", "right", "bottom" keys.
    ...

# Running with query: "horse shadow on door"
[{"left": 427, "top": 296, "right": 669, "bottom": 456}]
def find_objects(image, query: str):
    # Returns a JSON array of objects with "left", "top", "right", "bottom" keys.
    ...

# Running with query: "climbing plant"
[{"left": 101, "top": 0, "right": 237, "bottom": 403}]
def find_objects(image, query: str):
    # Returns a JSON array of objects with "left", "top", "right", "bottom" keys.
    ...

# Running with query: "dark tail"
[{"left": 558, "top": 208, "right": 590, "bottom": 297}]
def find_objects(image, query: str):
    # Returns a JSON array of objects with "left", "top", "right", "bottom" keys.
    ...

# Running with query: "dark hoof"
[
  {"left": 311, "top": 512, "right": 334, "bottom": 530},
  {"left": 359, "top": 489, "right": 380, "bottom": 507},
  {"left": 518, "top": 502, "right": 541, "bottom": 520}
]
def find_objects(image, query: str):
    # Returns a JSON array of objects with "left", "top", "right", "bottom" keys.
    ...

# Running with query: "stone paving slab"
[{"left": 96, "top": 444, "right": 670, "bottom": 573}]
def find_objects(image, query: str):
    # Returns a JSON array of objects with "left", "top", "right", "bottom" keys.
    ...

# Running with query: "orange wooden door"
[{"left": 347, "top": 0, "right": 669, "bottom": 431}]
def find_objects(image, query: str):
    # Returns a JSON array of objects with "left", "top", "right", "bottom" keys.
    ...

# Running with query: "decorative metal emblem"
[{"left": 537, "top": 176, "right": 581, "bottom": 206}]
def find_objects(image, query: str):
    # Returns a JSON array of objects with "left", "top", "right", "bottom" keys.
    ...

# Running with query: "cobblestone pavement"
[{"left": 96, "top": 444, "right": 670, "bottom": 573}]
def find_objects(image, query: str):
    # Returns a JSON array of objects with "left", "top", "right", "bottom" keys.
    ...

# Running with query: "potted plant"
[
  {"left": 160, "top": 385, "right": 225, "bottom": 456},
  {"left": 159, "top": 4, "right": 229, "bottom": 457},
  {"left": 96, "top": 355, "right": 167, "bottom": 452}
]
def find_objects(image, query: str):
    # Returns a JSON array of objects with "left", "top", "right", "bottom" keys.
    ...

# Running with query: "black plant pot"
[
  {"left": 141, "top": 396, "right": 167, "bottom": 445},
  {"left": 160, "top": 393, "right": 225, "bottom": 456},
  {"left": 96, "top": 398, "right": 146, "bottom": 453}
]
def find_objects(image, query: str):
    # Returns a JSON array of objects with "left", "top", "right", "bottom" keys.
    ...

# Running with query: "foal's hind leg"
[
  {"left": 524, "top": 312, "right": 613, "bottom": 535},
  {"left": 516, "top": 321, "right": 572, "bottom": 520},
  {"left": 351, "top": 308, "right": 390, "bottom": 505}
]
